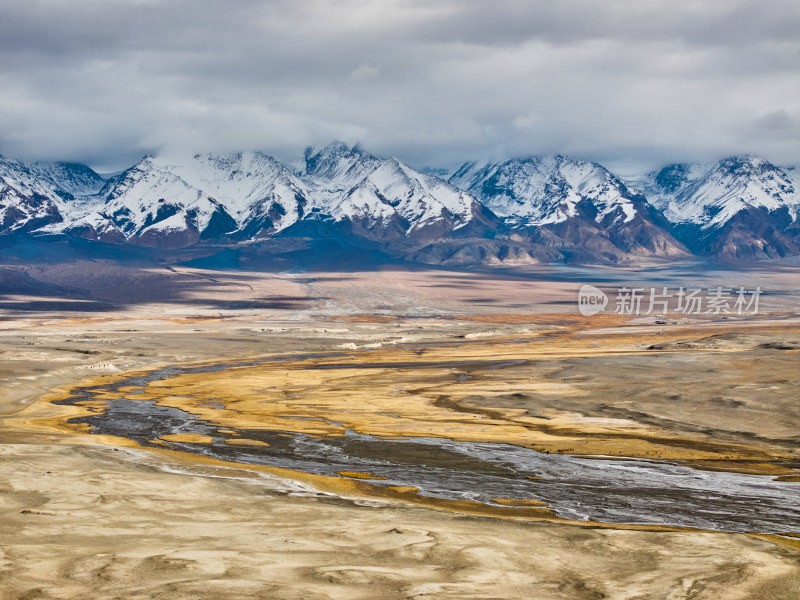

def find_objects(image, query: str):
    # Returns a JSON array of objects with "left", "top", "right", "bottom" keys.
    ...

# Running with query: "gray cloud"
[{"left": 1, "top": 0, "right": 798, "bottom": 172}]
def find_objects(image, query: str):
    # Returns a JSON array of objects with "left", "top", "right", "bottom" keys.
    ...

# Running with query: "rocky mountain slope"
[
  {"left": 449, "top": 155, "right": 688, "bottom": 262},
  {"left": 296, "top": 142, "right": 497, "bottom": 243},
  {"left": 2, "top": 147, "right": 798, "bottom": 264},
  {"left": 64, "top": 153, "right": 309, "bottom": 248},
  {"left": 0, "top": 157, "right": 107, "bottom": 235},
  {"left": 639, "top": 156, "right": 800, "bottom": 259}
]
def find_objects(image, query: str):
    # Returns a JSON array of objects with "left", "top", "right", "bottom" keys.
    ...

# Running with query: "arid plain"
[{"left": 1, "top": 260, "right": 800, "bottom": 600}]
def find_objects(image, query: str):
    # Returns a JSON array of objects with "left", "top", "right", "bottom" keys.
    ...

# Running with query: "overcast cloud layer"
[{"left": 1, "top": 0, "right": 798, "bottom": 172}]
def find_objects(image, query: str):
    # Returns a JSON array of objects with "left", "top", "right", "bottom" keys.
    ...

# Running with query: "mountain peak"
[
  {"left": 449, "top": 153, "right": 640, "bottom": 227},
  {"left": 641, "top": 155, "right": 800, "bottom": 258},
  {"left": 302, "top": 141, "right": 372, "bottom": 179},
  {"left": 2, "top": 144, "right": 798, "bottom": 262},
  {"left": 645, "top": 155, "right": 798, "bottom": 226}
]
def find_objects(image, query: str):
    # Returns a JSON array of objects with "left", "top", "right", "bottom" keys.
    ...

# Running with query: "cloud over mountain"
[{"left": 1, "top": 1, "right": 797, "bottom": 172}]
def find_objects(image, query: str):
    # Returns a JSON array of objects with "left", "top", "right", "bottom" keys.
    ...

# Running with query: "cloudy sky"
[{"left": 1, "top": 0, "right": 798, "bottom": 173}]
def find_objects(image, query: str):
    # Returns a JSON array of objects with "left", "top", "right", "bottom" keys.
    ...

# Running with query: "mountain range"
[{"left": 1, "top": 144, "right": 798, "bottom": 266}]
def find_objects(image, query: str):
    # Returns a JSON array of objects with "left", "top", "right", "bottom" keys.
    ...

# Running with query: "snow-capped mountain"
[
  {"left": 3, "top": 146, "right": 799, "bottom": 264},
  {"left": 298, "top": 142, "right": 496, "bottom": 242},
  {"left": 450, "top": 155, "right": 637, "bottom": 226},
  {"left": 643, "top": 156, "right": 798, "bottom": 227},
  {"left": 171, "top": 152, "right": 308, "bottom": 238},
  {"left": 450, "top": 155, "right": 687, "bottom": 259},
  {"left": 66, "top": 145, "right": 493, "bottom": 249},
  {"left": 641, "top": 156, "right": 800, "bottom": 259},
  {"left": 26, "top": 161, "right": 106, "bottom": 198},
  {"left": 784, "top": 166, "right": 800, "bottom": 186},
  {"left": 0, "top": 157, "right": 105, "bottom": 235},
  {"left": 67, "top": 153, "right": 309, "bottom": 248}
]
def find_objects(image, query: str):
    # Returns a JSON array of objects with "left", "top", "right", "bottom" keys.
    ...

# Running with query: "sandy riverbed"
[{"left": 2, "top": 264, "right": 799, "bottom": 599}]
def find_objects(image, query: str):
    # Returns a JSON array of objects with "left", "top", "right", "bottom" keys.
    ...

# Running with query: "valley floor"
[{"left": 1, "top": 262, "right": 799, "bottom": 599}]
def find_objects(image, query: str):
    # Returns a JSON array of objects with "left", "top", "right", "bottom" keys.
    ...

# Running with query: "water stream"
[{"left": 54, "top": 358, "right": 800, "bottom": 534}]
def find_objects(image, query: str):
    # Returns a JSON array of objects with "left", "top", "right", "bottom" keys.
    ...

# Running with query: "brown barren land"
[{"left": 1, "top": 264, "right": 799, "bottom": 599}]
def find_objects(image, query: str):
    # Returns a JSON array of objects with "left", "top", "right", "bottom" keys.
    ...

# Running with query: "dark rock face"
[
  {"left": 0, "top": 188, "right": 63, "bottom": 234},
  {"left": 682, "top": 206, "right": 800, "bottom": 260},
  {"left": 199, "top": 206, "right": 240, "bottom": 241}
]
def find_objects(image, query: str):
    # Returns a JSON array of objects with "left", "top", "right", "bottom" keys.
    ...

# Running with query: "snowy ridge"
[
  {"left": 449, "top": 155, "right": 639, "bottom": 227},
  {"left": 89, "top": 156, "right": 222, "bottom": 238},
  {"left": 1, "top": 157, "right": 62, "bottom": 233},
  {"left": 26, "top": 161, "right": 105, "bottom": 197},
  {"left": 165, "top": 152, "right": 307, "bottom": 229},
  {"left": 0, "top": 157, "right": 104, "bottom": 199},
  {"left": 2, "top": 146, "right": 799, "bottom": 260},
  {"left": 64, "top": 153, "right": 309, "bottom": 245},
  {"left": 1, "top": 156, "right": 65, "bottom": 202},
  {"left": 0, "top": 156, "right": 106, "bottom": 233},
  {"left": 302, "top": 143, "right": 480, "bottom": 235},
  {"left": 301, "top": 143, "right": 384, "bottom": 214},
  {"left": 642, "top": 156, "right": 799, "bottom": 229},
  {"left": 784, "top": 166, "right": 800, "bottom": 187}
]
